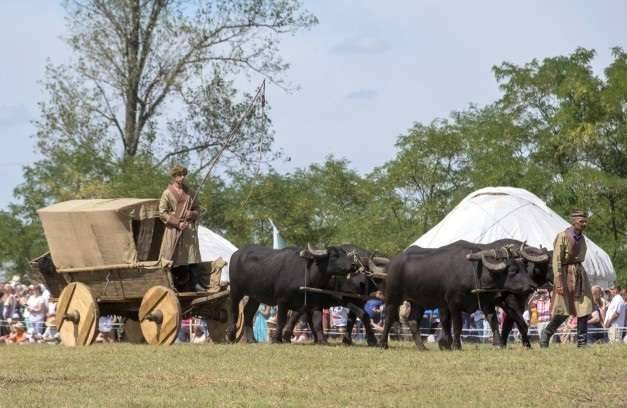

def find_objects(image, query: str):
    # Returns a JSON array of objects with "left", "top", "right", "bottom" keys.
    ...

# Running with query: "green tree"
[
  {"left": 0, "top": 211, "right": 47, "bottom": 280},
  {"left": 493, "top": 47, "right": 626, "bottom": 282},
  {"left": 17, "top": 0, "right": 315, "bottom": 211},
  {"left": 379, "top": 120, "right": 467, "bottom": 234}
]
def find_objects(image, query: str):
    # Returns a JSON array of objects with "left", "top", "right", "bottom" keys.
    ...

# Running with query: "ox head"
[
  {"left": 299, "top": 244, "right": 358, "bottom": 276},
  {"left": 511, "top": 242, "right": 553, "bottom": 289},
  {"left": 338, "top": 244, "right": 389, "bottom": 278},
  {"left": 466, "top": 247, "right": 537, "bottom": 294}
]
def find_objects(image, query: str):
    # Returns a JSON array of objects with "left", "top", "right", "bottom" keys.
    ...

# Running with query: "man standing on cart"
[{"left": 159, "top": 164, "right": 206, "bottom": 292}]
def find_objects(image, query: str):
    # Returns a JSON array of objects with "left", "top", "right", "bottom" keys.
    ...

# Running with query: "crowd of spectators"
[{"left": 0, "top": 279, "right": 57, "bottom": 344}]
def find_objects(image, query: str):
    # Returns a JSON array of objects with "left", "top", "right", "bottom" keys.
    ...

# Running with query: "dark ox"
[
  {"left": 282, "top": 245, "right": 388, "bottom": 346},
  {"left": 380, "top": 242, "right": 541, "bottom": 350},
  {"left": 438, "top": 239, "right": 552, "bottom": 348},
  {"left": 226, "top": 244, "right": 357, "bottom": 344},
  {"left": 476, "top": 240, "right": 552, "bottom": 347}
]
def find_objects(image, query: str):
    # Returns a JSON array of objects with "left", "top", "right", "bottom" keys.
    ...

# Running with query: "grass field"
[{"left": 1, "top": 341, "right": 626, "bottom": 407}]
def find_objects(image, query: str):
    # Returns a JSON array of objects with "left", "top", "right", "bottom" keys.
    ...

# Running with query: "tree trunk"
[{"left": 124, "top": 0, "right": 141, "bottom": 157}]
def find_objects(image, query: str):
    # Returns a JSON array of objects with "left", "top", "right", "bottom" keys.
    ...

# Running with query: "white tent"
[
  {"left": 411, "top": 186, "right": 616, "bottom": 288},
  {"left": 198, "top": 226, "right": 238, "bottom": 283}
]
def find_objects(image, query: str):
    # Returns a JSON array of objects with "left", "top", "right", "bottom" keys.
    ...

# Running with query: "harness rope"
[
  {"left": 304, "top": 260, "right": 309, "bottom": 306},
  {"left": 472, "top": 246, "right": 515, "bottom": 318}
]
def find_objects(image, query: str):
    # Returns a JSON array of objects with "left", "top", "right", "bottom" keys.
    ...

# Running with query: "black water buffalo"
[
  {"left": 485, "top": 241, "right": 552, "bottom": 347},
  {"left": 226, "top": 244, "right": 358, "bottom": 344},
  {"left": 380, "top": 242, "right": 539, "bottom": 350},
  {"left": 437, "top": 239, "right": 552, "bottom": 348},
  {"left": 385, "top": 240, "right": 551, "bottom": 349},
  {"left": 281, "top": 245, "right": 388, "bottom": 346}
]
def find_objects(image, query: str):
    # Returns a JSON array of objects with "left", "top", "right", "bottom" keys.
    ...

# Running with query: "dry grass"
[{"left": 1, "top": 341, "right": 626, "bottom": 407}]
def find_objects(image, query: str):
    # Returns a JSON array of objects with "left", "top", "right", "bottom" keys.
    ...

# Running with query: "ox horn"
[
  {"left": 367, "top": 259, "right": 386, "bottom": 274},
  {"left": 519, "top": 246, "right": 549, "bottom": 263},
  {"left": 299, "top": 243, "right": 328, "bottom": 258},
  {"left": 372, "top": 256, "right": 390, "bottom": 266},
  {"left": 466, "top": 251, "right": 482, "bottom": 261},
  {"left": 466, "top": 250, "right": 507, "bottom": 271},
  {"left": 481, "top": 254, "right": 507, "bottom": 271}
]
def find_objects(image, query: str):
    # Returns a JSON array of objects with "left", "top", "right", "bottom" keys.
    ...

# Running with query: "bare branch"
[{"left": 156, "top": 141, "right": 222, "bottom": 166}]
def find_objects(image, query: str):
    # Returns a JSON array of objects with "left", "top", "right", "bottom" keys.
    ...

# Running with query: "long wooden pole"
[{"left": 170, "top": 80, "right": 267, "bottom": 259}]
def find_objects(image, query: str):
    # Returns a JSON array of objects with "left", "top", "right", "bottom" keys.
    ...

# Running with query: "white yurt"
[
  {"left": 198, "top": 226, "right": 238, "bottom": 284},
  {"left": 411, "top": 186, "right": 616, "bottom": 288}
]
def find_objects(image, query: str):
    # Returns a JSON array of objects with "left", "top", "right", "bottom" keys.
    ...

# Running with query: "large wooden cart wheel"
[
  {"left": 56, "top": 282, "right": 99, "bottom": 347},
  {"left": 139, "top": 286, "right": 181, "bottom": 345}
]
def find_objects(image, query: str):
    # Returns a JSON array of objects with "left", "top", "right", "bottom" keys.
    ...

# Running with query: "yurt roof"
[{"left": 412, "top": 186, "right": 615, "bottom": 288}]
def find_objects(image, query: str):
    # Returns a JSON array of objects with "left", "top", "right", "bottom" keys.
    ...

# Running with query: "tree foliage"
[{"left": 18, "top": 0, "right": 315, "bottom": 212}]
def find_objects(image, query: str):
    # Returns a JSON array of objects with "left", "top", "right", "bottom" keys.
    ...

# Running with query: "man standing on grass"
[{"left": 540, "top": 209, "right": 593, "bottom": 348}]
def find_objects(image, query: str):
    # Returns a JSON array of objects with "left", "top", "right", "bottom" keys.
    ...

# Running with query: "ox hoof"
[
  {"left": 342, "top": 337, "right": 353, "bottom": 346},
  {"left": 366, "top": 335, "right": 378, "bottom": 347},
  {"left": 438, "top": 340, "right": 452, "bottom": 351}
]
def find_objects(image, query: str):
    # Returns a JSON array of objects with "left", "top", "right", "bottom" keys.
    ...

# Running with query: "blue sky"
[{"left": 1, "top": 0, "right": 626, "bottom": 210}]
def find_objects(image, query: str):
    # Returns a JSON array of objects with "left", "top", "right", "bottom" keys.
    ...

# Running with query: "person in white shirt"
[
  {"left": 26, "top": 285, "right": 47, "bottom": 335},
  {"left": 40, "top": 284, "right": 51, "bottom": 304},
  {"left": 603, "top": 286, "right": 626, "bottom": 342}
]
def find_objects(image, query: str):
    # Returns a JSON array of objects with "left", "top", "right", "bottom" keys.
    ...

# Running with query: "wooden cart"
[{"left": 31, "top": 198, "right": 243, "bottom": 346}]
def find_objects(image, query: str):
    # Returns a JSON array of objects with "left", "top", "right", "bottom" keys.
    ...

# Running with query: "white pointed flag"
[{"left": 268, "top": 218, "right": 286, "bottom": 249}]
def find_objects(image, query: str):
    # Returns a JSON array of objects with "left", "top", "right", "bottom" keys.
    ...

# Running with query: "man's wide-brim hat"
[
  {"left": 170, "top": 164, "right": 188, "bottom": 177},
  {"left": 570, "top": 209, "right": 588, "bottom": 218}
]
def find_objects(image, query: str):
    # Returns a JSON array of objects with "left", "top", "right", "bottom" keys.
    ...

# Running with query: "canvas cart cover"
[
  {"left": 411, "top": 187, "right": 616, "bottom": 288},
  {"left": 38, "top": 199, "right": 160, "bottom": 271}
]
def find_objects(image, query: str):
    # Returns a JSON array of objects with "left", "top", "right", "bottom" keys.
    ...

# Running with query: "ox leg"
[
  {"left": 309, "top": 308, "right": 327, "bottom": 345},
  {"left": 242, "top": 298, "right": 260, "bottom": 343},
  {"left": 501, "top": 299, "right": 531, "bottom": 348},
  {"left": 483, "top": 309, "right": 502, "bottom": 348},
  {"left": 343, "top": 310, "right": 356, "bottom": 345},
  {"left": 438, "top": 308, "right": 452, "bottom": 350},
  {"left": 500, "top": 316, "right": 514, "bottom": 347},
  {"left": 411, "top": 306, "right": 427, "bottom": 351},
  {"left": 282, "top": 309, "right": 302, "bottom": 341},
  {"left": 450, "top": 309, "right": 463, "bottom": 350},
  {"left": 345, "top": 304, "right": 377, "bottom": 347},
  {"left": 379, "top": 303, "right": 399, "bottom": 349},
  {"left": 272, "top": 304, "right": 289, "bottom": 344},
  {"left": 227, "top": 290, "right": 243, "bottom": 343}
]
